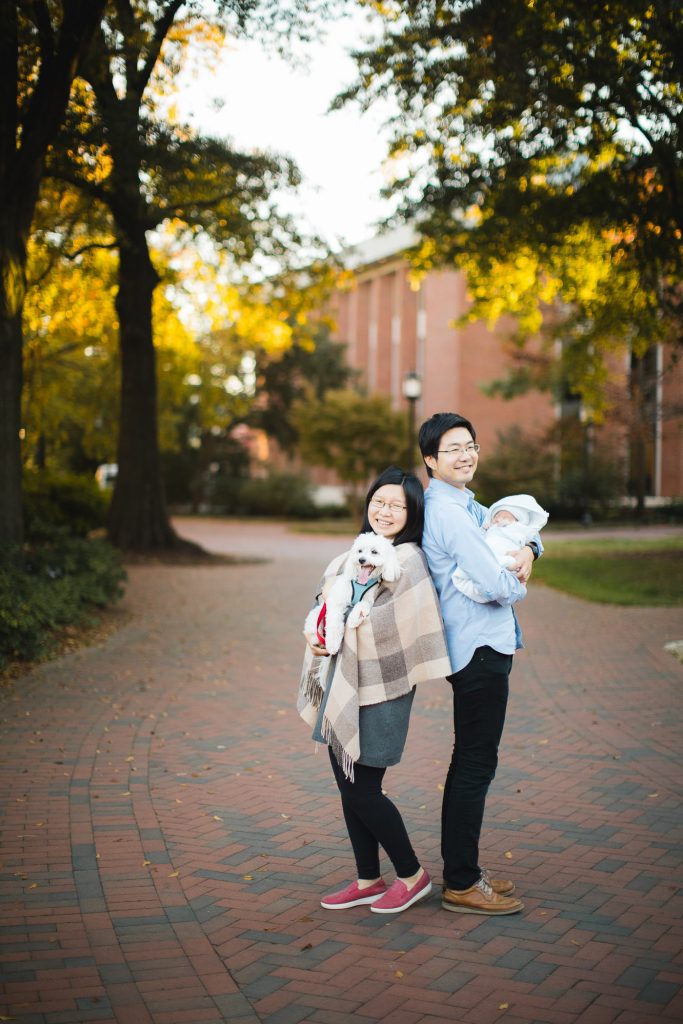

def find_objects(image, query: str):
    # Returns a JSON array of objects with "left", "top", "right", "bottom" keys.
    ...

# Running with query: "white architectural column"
[
  {"left": 347, "top": 284, "right": 358, "bottom": 367},
  {"left": 391, "top": 272, "right": 402, "bottom": 409},
  {"left": 368, "top": 277, "right": 379, "bottom": 392},
  {"left": 416, "top": 284, "right": 427, "bottom": 419},
  {"left": 654, "top": 343, "right": 663, "bottom": 497}
]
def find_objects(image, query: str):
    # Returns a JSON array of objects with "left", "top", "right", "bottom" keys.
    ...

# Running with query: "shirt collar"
[{"left": 426, "top": 477, "right": 475, "bottom": 508}]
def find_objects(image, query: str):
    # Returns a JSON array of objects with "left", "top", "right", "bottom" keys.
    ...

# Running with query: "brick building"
[
  {"left": 326, "top": 226, "right": 682, "bottom": 501},
  {"left": 256, "top": 226, "right": 681, "bottom": 504}
]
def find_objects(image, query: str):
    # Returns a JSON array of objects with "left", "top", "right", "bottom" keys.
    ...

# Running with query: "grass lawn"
[
  {"left": 534, "top": 536, "right": 683, "bottom": 606},
  {"left": 290, "top": 522, "right": 682, "bottom": 606}
]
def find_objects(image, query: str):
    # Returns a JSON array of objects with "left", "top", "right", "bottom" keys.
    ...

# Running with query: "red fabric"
[{"left": 316, "top": 603, "right": 327, "bottom": 647}]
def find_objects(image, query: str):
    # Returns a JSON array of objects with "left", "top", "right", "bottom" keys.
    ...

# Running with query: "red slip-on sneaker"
[
  {"left": 370, "top": 870, "right": 432, "bottom": 914},
  {"left": 320, "top": 879, "right": 387, "bottom": 910}
]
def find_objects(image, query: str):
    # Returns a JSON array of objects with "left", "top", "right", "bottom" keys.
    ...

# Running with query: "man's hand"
[
  {"left": 506, "top": 546, "right": 534, "bottom": 585},
  {"left": 305, "top": 633, "right": 330, "bottom": 657}
]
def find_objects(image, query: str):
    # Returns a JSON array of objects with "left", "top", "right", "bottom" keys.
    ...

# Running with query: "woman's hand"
[
  {"left": 305, "top": 633, "right": 330, "bottom": 657},
  {"left": 506, "top": 546, "right": 534, "bottom": 585}
]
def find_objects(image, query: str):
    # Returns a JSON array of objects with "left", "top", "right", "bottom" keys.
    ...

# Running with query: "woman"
[{"left": 298, "top": 467, "right": 451, "bottom": 915}]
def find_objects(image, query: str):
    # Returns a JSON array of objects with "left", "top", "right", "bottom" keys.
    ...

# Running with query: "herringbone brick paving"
[{"left": 1, "top": 519, "right": 681, "bottom": 1024}]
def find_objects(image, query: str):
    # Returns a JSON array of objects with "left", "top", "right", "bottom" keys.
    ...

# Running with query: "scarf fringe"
[
  {"left": 302, "top": 664, "right": 325, "bottom": 708},
  {"left": 321, "top": 714, "right": 355, "bottom": 782}
]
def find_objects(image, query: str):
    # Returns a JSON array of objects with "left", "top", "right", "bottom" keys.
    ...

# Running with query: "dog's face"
[{"left": 344, "top": 532, "right": 401, "bottom": 585}]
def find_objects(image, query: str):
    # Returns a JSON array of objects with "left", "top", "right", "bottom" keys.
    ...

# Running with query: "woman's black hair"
[{"left": 360, "top": 466, "right": 425, "bottom": 546}]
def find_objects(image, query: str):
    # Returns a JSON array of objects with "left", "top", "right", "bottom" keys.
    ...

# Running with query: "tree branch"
[
  {"left": 78, "top": 20, "right": 120, "bottom": 120},
  {"left": 155, "top": 190, "right": 246, "bottom": 220},
  {"left": 135, "top": 0, "right": 185, "bottom": 98},
  {"left": 64, "top": 239, "right": 117, "bottom": 260},
  {"left": 17, "top": 0, "right": 108, "bottom": 185},
  {"left": 112, "top": 0, "right": 140, "bottom": 90},
  {"left": 0, "top": 1, "right": 18, "bottom": 191},
  {"left": 45, "top": 167, "right": 109, "bottom": 205},
  {"left": 30, "top": 0, "right": 56, "bottom": 62}
]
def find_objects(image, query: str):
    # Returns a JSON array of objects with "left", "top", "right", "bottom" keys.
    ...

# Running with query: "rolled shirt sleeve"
[{"left": 439, "top": 506, "right": 527, "bottom": 606}]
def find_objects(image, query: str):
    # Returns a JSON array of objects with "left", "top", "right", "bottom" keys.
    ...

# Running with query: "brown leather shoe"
[
  {"left": 442, "top": 870, "right": 515, "bottom": 897},
  {"left": 442, "top": 877, "right": 523, "bottom": 915},
  {"left": 481, "top": 868, "right": 515, "bottom": 896}
]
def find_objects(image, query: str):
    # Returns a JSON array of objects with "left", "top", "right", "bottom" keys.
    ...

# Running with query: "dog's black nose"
[{"left": 358, "top": 556, "right": 366, "bottom": 564}]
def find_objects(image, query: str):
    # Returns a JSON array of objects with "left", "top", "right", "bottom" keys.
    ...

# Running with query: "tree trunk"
[
  {"left": 0, "top": 201, "right": 32, "bottom": 553},
  {"left": 0, "top": 273, "right": 23, "bottom": 553},
  {"left": 107, "top": 231, "right": 177, "bottom": 550},
  {"left": 0, "top": 0, "right": 109, "bottom": 553}
]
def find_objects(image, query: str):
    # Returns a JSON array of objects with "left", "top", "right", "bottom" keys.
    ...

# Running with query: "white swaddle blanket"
[{"left": 452, "top": 493, "right": 548, "bottom": 603}]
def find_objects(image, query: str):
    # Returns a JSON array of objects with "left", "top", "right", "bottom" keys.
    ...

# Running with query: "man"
[{"left": 419, "top": 412, "right": 541, "bottom": 915}]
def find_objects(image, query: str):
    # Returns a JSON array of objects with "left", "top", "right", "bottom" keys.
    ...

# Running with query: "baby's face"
[{"left": 492, "top": 509, "right": 517, "bottom": 526}]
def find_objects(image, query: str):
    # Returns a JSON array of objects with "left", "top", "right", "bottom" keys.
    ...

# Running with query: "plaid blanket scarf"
[{"left": 297, "top": 542, "right": 451, "bottom": 779}]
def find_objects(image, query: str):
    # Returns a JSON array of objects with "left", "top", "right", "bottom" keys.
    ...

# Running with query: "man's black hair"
[{"left": 418, "top": 413, "right": 476, "bottom": 478}]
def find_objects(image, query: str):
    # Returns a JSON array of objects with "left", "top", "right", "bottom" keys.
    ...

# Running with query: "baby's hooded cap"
[{"left": 487, "top": 494, "right": 549, "bottom": 531}]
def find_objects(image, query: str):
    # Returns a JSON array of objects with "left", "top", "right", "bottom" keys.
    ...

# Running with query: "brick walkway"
[{"left": 1, "top": 518, "right": 682, "bottom": 1024}]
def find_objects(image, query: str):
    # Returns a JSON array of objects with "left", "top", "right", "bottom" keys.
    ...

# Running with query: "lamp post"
[{"left": 402, "top": 370, "right": 422, "bottom": 469}]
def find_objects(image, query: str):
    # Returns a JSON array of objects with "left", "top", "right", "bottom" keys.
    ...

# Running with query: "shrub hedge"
[
  {"left": 23, "top": 470, "right": 109, "bottom": 541},
  {"left": 0, "top": 538, "right": 126, "bottom": 668}
]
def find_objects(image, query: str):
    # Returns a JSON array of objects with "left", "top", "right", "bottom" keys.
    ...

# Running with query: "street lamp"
[{"left": 402, "top": 371, "right": 422, "bottom": 469}]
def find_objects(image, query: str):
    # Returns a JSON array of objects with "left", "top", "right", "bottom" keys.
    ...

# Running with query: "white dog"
[{"left": 304, "top": 532, "right": 402, "bottom": 655}]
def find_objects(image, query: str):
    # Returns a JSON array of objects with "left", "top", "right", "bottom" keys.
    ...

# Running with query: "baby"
[{"left": 452, "top": 493, "right": 548, "bottom": 603}]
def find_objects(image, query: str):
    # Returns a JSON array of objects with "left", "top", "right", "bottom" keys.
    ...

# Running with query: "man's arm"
[{"left": 439, "top": 508, "right": 527, "bottom": 606}]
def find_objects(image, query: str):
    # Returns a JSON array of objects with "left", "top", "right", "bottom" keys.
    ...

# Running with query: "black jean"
[
  {"left": 328, "top": 747, "right": 420, "bottom": 880},
  {"left": 441, "top": 645, "right": 512, "bottom": 890}
]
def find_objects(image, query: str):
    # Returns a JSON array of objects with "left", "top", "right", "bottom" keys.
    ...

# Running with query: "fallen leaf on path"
[
  {"left": 499, "top": 1003, "right": 509, "bottom": 1010},
  {"left": 504, "top": 852, "right": 513, "bottom": 859},
  {"left": 168, "top": 871, "right": 179, "bottom": 877},
  {"left": 243, "top": 875, "right": 253, "bottom": 881},
  {"left": 394, "top": 970, "right": 404, "bottom": 978}
]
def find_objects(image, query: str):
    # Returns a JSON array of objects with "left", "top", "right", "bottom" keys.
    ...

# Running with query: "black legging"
[{"left": 328, "top": 747, "right": 420, "bottom": 880}]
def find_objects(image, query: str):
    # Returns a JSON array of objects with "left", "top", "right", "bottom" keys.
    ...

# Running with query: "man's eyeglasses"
[
  {"left": 369, "top": 498, "right": 407, "bottom": 514},
  {"left": 437, "top": 444, "right": 480, "bottom": 457}
]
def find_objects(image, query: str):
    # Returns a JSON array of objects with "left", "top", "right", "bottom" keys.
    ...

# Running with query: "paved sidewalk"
[{"left": 1, "top": 518, "right": 682, "bottom": 1024}]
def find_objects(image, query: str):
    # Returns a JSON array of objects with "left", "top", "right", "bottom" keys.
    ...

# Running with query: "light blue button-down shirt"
[{"left": 423, "top": 478, "right": 539, "bottom": 674}]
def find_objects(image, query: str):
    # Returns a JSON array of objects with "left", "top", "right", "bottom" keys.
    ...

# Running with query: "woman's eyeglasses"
[{"left": 369, "top": 498, "right": 407, "bottom": 514}]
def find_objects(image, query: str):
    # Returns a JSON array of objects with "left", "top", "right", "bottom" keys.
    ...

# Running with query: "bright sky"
[{"left": 176, "top": 10, "right": 396, "bottom": 251}]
